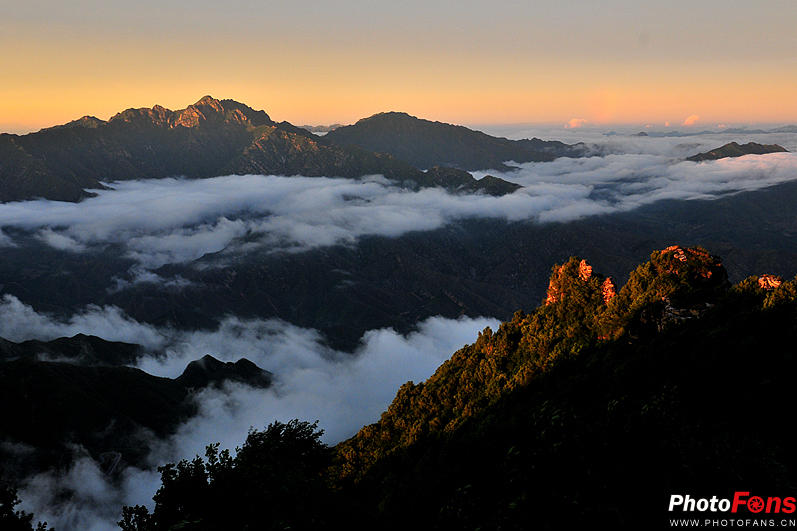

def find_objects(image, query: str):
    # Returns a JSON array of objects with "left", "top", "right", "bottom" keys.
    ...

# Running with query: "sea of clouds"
[
  {"left": 0, "top": 141, "right": 796, "bottom": 277},
  {"left": 3, "top": 130, "right": 797, "bottom": 530}
]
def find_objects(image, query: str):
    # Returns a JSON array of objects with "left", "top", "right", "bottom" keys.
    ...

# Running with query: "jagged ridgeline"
[
  {"left": 0, "top": 97, "right": 529, "bottom": 203},
  {"left": 121, "top": 247, "right": 797, "bottom": 530},
  {"left": 335, "top": 247, "right": 730, "bottom": 479}
]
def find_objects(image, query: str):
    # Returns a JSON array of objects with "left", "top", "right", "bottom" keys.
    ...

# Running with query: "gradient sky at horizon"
[{"left": 1, "top": 0, "right": 795, "bottom": 133}]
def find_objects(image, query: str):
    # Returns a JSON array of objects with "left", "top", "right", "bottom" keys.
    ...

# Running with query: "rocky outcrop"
[
  {"left": 578, "top": 260, "right": 593, "bottom": 281},
  {"left": 621, "top": 246, "right": 729, "bottom": 339},
  {"left": 758, "top": 274, "right": 784, "bottom": 290},
  {"left": 602, "top": 278, "right": 616, "bottom": 304},
  {"left": 545, "top": 259, "right": 609, "bottom": 306}
]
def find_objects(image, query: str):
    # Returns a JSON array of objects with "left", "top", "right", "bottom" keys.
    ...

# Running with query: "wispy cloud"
[
  {"left": 0, "top": 229, "right": 15, "bottom": 247},
  {"left": 35, "top": 228, "right": 86, "bottom": 253}
]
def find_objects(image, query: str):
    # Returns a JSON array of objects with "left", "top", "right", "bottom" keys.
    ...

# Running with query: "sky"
[{"left": 1, "top": 0, "right": 796, "bottom": 133}]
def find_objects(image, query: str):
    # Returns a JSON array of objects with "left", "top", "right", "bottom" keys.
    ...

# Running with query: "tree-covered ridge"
[
  {"left": 333, "top": 247, "right": 732, "bottom": 482},
  {"left": 119, "top": 246, "right": 797, "bottom": 529},
  {"left": 333, "top": 248, "right": 797, "bottom": 529}
]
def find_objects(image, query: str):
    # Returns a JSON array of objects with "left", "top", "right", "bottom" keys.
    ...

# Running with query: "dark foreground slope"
[
  {"left": 333, "top": 248, "right": 797, "bottom": 529},
  {"left": 123, "top": 247, "right": 797, "bottom": 530}
]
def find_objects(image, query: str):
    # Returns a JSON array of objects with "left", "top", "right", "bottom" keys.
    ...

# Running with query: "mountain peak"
[
  {"left": 687, "top": 141, "right": 788, "bottom": 162},
  {"left": 176, "top": 354, "right": 272, "bottom": 389},
  {"left": 195, "top": 95, "right": 221, "bottom": 107},
  {"left": 326, "top": 111, "right": 561, "bottom": 171},
  {"left": 41, "top": 115, "right": 106, "bottom": 132},
  {"left": 171, "top": 96, "right": 272, "bottom": 128}
]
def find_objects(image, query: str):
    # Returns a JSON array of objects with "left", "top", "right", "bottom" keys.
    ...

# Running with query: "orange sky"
[{"left": 2, "top": 0, "right": 795, "bottom": 133}]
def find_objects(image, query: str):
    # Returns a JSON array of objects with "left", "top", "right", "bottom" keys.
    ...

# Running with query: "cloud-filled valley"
[{"left": 0, "top": 143, "right": 796, "bottom": 275}]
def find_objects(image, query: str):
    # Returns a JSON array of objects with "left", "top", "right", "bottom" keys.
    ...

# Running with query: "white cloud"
[
  {"left": 19, "top": 446, "right": 161, "bottom": 531},
  {"left": 681, "top": 114, "right": 700, "bottom": 126},
  {"left": 35, "top": 228, "right": 86, "bottom": 253},
  {"left": 0, "top": 294, "right": 165, "bottom": 347},
  {"left": 565, "top": 118, "right": 588, "bottom": 129}
]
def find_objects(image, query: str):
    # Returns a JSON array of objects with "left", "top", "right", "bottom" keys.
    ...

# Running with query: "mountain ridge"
[
  {"left": 324, "top": 110, "right": 584, "bottom": 171},
  {"left": 686, "top": 141, "right": 788, "bottom": 161},
  {"left": 327, "top": 246, "right": 797, "bottom": 529},
  {"left": 0, "top": 97, "right": 550, "bottom": 203}
]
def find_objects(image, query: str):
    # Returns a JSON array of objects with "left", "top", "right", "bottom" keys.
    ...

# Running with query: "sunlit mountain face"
[{"left": 2, "top": 101, "right": 797, "bottom": 530}]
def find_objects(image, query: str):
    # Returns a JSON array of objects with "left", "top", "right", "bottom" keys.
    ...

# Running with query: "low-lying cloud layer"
[
  {"left": 3, "top": 294, "right": 500, "bottom": 530},
  {"left": 1, "top": 141, "right": 796, "bottom": 275}
]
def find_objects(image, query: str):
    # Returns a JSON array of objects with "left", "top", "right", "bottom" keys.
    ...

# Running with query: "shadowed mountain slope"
[
  {"left": 0, "top": 97, "right": 426, "bottom": 203},
  {"left": 1, "top": 98, "right": 537, "bottom": 203},
  {"left": 324, "top": 111, "right": 583, "bottom": 171},
  {"left": 331, "top": 247, "right": 797, "bottom": 529},
  {"left": 0, "top": 333, "right": 271, "bottom": 479}
]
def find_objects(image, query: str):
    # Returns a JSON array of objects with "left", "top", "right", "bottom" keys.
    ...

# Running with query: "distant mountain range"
[
  {"left": 0, "top": 97, "right": 571, "bottom": 203},
  {"left": 620, "top": 125, "right": 797, "bottom": 137},
  {"left": 7, "top": 97, "right": 790, "bottom": 205}
]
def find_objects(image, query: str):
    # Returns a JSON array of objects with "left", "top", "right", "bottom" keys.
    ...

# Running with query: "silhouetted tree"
[{"left": 118, "top": 420, "right": 332, "bottom": 531}]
